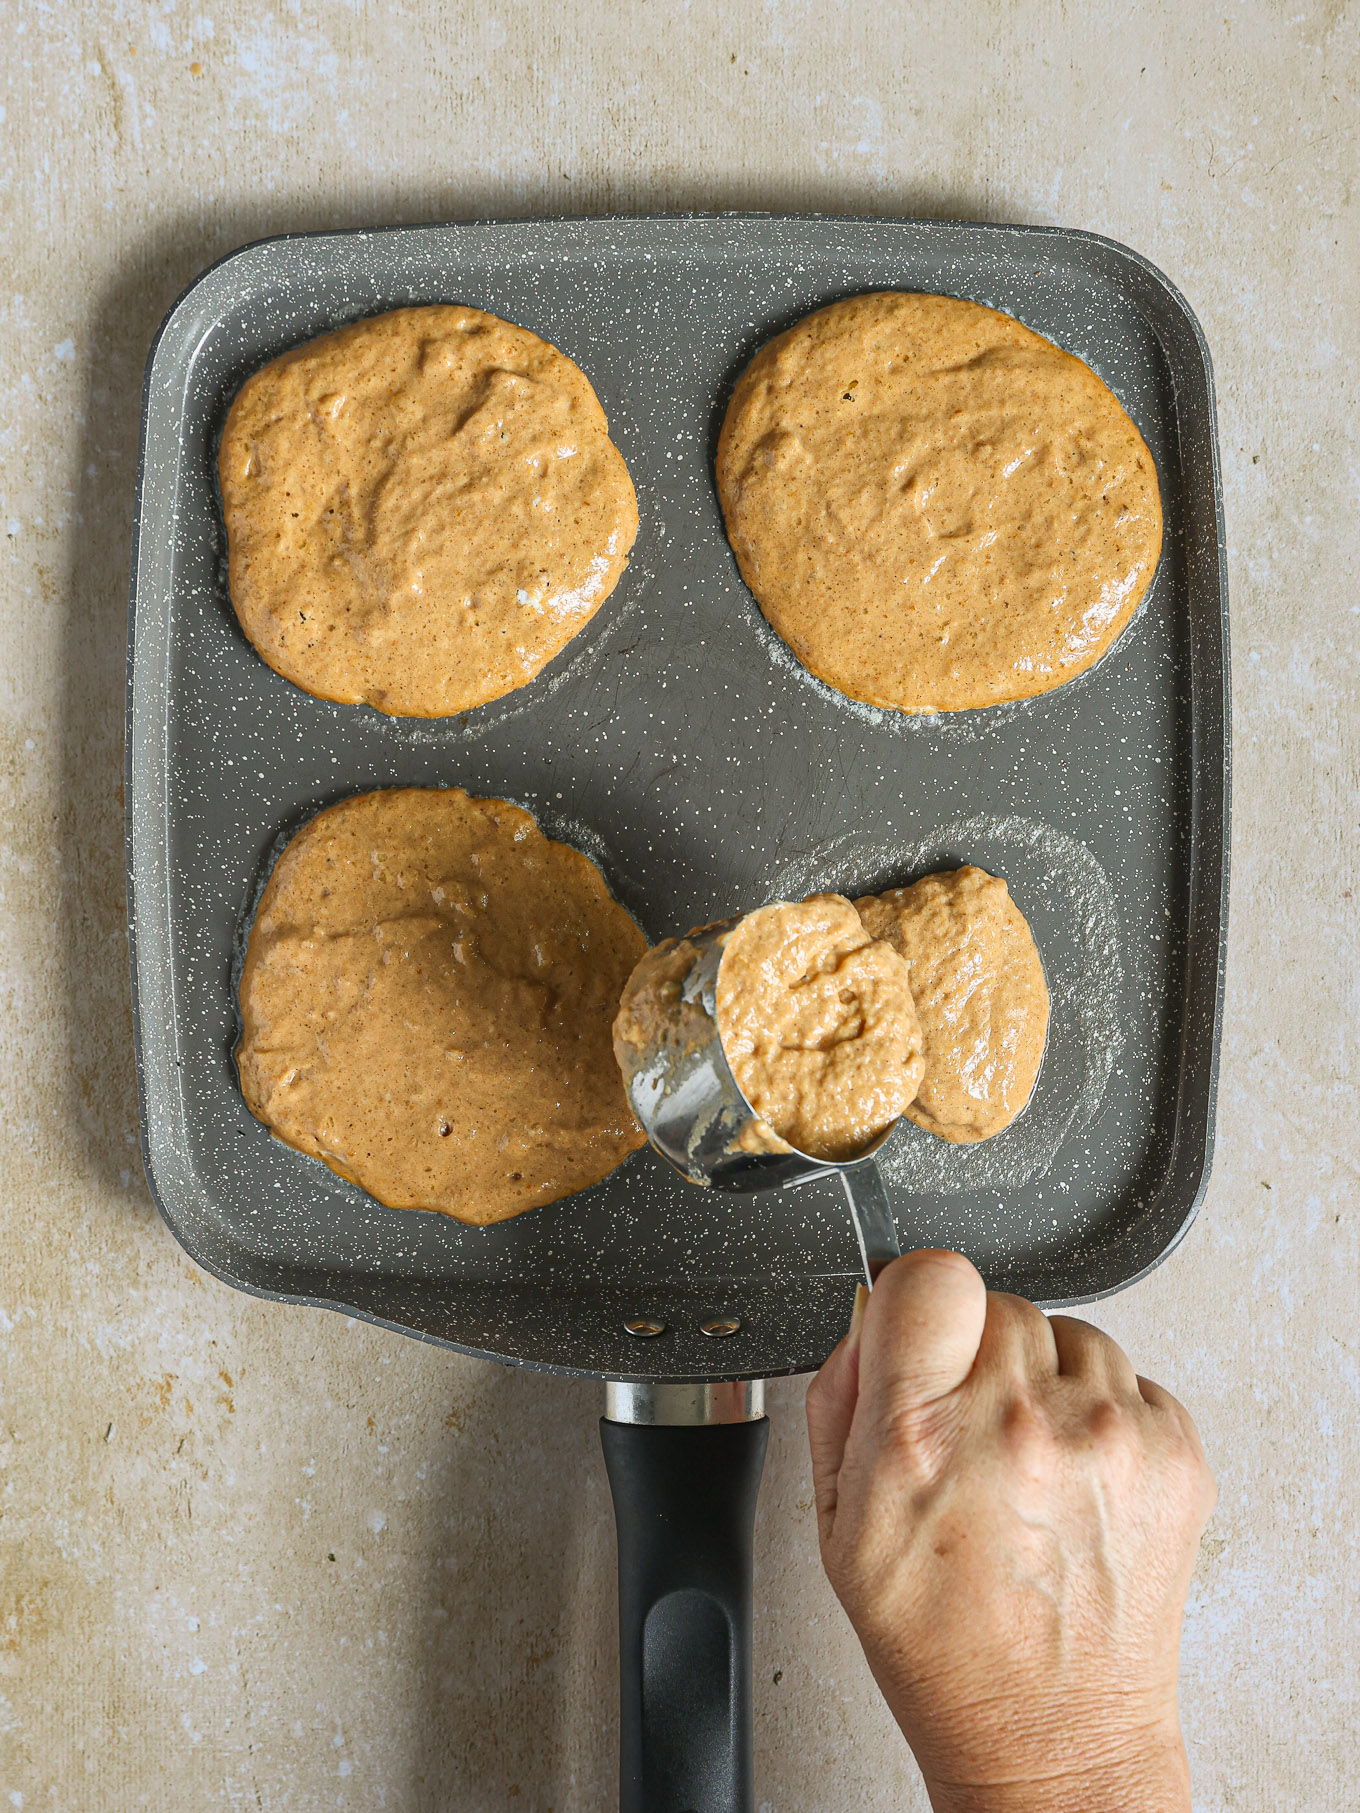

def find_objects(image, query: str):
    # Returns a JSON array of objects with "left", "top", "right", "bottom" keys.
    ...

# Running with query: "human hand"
[{"left": 806, "top": 1251, "right": 1215, "bottom": 1813}]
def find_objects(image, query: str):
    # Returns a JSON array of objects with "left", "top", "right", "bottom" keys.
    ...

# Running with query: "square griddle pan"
[{"left": 128, "top": 214, "right": 1230, "bottom": 1386}]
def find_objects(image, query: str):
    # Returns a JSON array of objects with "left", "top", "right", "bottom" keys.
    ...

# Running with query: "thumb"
[
  {"left": 806, "top": 1284, "right": 868, "bottom": 1547},
  {"left": 856, "top": 1249, "right": 988, "bottom": 1428}
]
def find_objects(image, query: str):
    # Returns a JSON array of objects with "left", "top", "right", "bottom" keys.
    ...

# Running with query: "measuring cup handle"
[
  {"left": 600, "top": 1415, "right": 769, "bottom": 1813},
  {"left": 840, "top": 1159, "right": 902, "bottom": 1285}
]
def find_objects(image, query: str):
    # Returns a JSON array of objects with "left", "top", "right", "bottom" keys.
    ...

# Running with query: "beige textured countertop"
[{"left": 2, "top": 3, "right": 1357, "bottom": 1807}]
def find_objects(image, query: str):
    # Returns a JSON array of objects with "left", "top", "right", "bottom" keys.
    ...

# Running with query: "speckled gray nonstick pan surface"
[{"left": 127, "top": 214, "right": 1229, "bottom": 1383}]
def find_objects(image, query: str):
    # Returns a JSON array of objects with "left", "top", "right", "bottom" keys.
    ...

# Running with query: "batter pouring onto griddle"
[
  {"left": 858, "top": 865, "right": 1050, "bottom": 1142},
  {"left": 618, "top": 884, "right": 1211, "bottom": 1812}
]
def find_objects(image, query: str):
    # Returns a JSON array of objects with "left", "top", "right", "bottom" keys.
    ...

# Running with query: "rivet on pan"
[
  {"left": 700, "top": 1317, "right": 742, "bottom": 1338},
  {"left": 623, "top": 1316, "right": 666, "bottom": 1338}
]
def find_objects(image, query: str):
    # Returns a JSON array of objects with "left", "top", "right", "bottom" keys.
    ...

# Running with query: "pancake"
[
  {"left": 236, "top": 787, "right": 646, "bottom": 1224},
  {"left": 713, "top": 895, "right": 923, "bottom": 1161},
  {"left": 856, "top": 866, "right": 1049, "bottom": 1143},
  {"left": 716, "top": 291, "right": 1162, "bottom": 714},
  {"left": 219, "top": 305, "right": 637, "bottom": 717}
]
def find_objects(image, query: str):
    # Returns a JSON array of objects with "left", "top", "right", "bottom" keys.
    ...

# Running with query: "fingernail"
[{"left": 846, "top": 1283, "right": 870, "bottom": 1355}]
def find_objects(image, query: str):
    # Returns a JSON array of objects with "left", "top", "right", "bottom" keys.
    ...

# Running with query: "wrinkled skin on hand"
[{"left": 806, "top": 1252, "right": 1216, "bottom": 1813}]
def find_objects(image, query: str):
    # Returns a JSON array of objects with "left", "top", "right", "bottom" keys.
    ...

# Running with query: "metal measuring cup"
[{"left": 614, "top": 913, "right": 902, "bottom": 1287}]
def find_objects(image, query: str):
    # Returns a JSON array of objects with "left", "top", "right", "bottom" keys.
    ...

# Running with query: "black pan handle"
[{"left": 601, "top": 1387, "right": 769, "bottom": 1813}]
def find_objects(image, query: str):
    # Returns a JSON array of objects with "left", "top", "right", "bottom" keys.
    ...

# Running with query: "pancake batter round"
[
  {"left": 236, "top": 788, "right": 646, "bottom": 1224},
  {"left": 713, "top": 895, "right": 924, "bottom": 1161},
  {"left": 716, "top": 292, "right": 1163, "bottom": 713},
  {"left": 856, "top": 866, "right": 1049, "bottom": 1143},
  {"left": 219, "top": 305, "right": 638, "bottom": 717}
]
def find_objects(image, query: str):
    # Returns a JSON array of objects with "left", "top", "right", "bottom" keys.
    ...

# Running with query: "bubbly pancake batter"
[
  {"left": 716, "top": 292, "right": 1163, "bottom": 713},
  {"left": 612, "top": 930, "right": 718, "bottom": 1077},
  {"left": 856, "top": 866, "right": 1049, "bottom": 1143},
  {"left": 220, "top": 306, "right": 638, "bottom": 717},
  {"left": 713, "top": 895, "right": 924, "bottom": 1161},
  {"left": 236, "top": 788, "right": 646, "bottom": 1224}
]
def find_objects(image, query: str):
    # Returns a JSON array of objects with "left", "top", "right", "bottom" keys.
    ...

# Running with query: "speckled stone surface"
[{"left": 1, "top": 3, "right": 1356, "bottom": 1808}]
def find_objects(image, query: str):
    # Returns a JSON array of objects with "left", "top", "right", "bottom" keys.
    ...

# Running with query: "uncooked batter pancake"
[
  {"left": 716, "top": 292, "right": 1163, "bottom": 713},
  {"left": 714, "top": 895, "right": 924, "bottom": 1161},
  {"left": 236, "top": 788, "right": 646, "bottom": 1224},
  {"left": 220, "top": 306, "right": 638, "bottom": 717},
  {"left": 856, "top": 866, "right": 1049, "bottom": 1143}
]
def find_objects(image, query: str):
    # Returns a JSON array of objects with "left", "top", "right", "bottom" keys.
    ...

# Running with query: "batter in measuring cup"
[
  {"left": 717, "top": 291, "right": 1162, "bottom": 713},
  {"left": 856, "top": 866, "right": 1049, "bottom": 1143},
  {"left": 713, "top": 894, "right": 924, "bottom": 1161}
]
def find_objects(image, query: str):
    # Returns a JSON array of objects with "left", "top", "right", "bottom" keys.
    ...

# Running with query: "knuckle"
[
  {"left": 1086, "top": 1394, "right": 1140, "bottom": 1450},
  {"left": 990, "top": 1289, "right": 1045, "bottom": 1331},
  {"left": 1001, "top": 1391, "right": 1059, "bottom": 1474},
  {"left": 1082, "top": 1396, "right": 1150, "bottom": 1490},
  {"left": 987, "top": 1291, "right": 1055, "bottom": 1359},
  {"left": 1089, "top": 1326, "right": 1136, "bottom": 1376}
]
